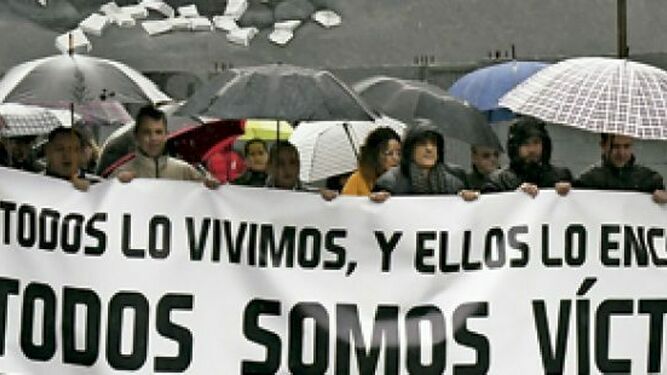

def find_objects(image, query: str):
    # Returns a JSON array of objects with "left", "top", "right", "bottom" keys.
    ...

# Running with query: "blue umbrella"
[{"left": 449, "top": 61, "right": 549, "bottom": 122}]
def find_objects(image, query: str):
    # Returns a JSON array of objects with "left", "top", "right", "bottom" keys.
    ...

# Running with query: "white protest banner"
[{"left": 0, "top": 167, "right": 666, "bottom": 374}]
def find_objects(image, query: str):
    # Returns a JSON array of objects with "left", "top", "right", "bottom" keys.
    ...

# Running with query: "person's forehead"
[
  {"left": 277, "top": 148, "right": 298, "bottom": 160},
  {"left": 248, "top": 143, "right": 266, "bottom": 152},
  {"left": 473, "top": 145, "right": 495, "bottom": 153},
  {"left": 138, "top": 118, "right": 166, "bottom": 131},
  {"left": 611, "top": 135, "right": 633, "bottom": 146},
  {"left": 50, "top": 133, "right": 80, "bottom": 146},
  {"left": 522, "top": 135, "right": 542, "bottom": 144},
  {"left": 415, "top": 138, "right": 437, "bottom": 145}
]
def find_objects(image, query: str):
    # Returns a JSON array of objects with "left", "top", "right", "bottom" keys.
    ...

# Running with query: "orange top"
[{"left": 341, "top": 170, "right": 373, "bottom": 196}]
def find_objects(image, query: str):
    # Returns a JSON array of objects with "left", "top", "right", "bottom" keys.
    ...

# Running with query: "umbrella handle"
[{"left": 342, "top": 122, "right": 359, "bottom": 159}]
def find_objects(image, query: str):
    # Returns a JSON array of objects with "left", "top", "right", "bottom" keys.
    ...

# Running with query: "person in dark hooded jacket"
[
  {"left": 574, "top": 133, "right": 667, "bottom": 203},
  {"left": 374, "top": 122, "right": 478, "bottom": 201},
  {"left": 483, "top": 116, "right": 572, "bottom": 197}
]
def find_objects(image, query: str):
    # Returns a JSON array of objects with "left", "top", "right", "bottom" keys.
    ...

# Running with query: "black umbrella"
[
  {"left": 176, "top": 64, "right": 375, "bottom": 122},
  {"left": 354, "top": 76, "right": 502, "bottom": 150}
]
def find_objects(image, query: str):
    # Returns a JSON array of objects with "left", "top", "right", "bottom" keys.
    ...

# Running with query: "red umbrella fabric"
[{"left": 168, "top": 119, "right": 244, "bottom": 164}]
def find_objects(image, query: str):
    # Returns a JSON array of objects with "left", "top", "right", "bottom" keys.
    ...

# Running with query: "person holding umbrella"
[
  {"left": 574, "top": 134, "right": 667, "bottom": 204},
  {"left": 373, "top": 122, "right": 479, "bottom": 201},
  {"left": 483, "top": 117, "right": 572, "bottom": 197},
  {"left": 341, "top": 126, "right": 401, "bottom": 199},
  {"left": 113, "top": 105, "right": 218, "bottom": 188}
]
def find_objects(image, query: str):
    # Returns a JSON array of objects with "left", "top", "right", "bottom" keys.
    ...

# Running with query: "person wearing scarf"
[{"left": 374, "top": 121, "right": 478, "bottom": 201}]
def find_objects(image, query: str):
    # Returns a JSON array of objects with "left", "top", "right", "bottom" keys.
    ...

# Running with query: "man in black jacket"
[
  {"left": 465, "top": 145, "right": 500, "bottom": 190},
  {"left": 483, "top": 116, "right": 572, "bottom": 197},
  {"left": 574, "top": 133, "right": 667, "bottom": 203}
]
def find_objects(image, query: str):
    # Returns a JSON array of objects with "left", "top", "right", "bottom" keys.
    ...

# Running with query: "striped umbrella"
[{"left": 500, "top": 57, "right": 667, "bottom": 140}]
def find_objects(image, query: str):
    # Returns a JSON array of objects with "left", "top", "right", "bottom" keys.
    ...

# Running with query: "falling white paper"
[
  {"left": 141, "top": 20, "right": 173, "bottom": 35},
  {"left": 100, "top": 2, "right": 121, "bottom": 16},
  {"left": 212, "top": 15, "right": 239, "bottom": 31},
  {"left": 177, "top": 4, "right": 199, "bottom": 18},
  {"left": 269, "top": 29, "right": 294, "bottom": 46},
  {"left": 227, "top": 27, "right": 258, "bottom": 47},
  {"left": 110, "top": 12, "right": 136, "bottom": 28},
  {"left": 121, "top": 5, "right": 149, "bottom": 20},
  {"left": 141, "top": 0, "right": 175, "bottom": 18},
  {"left": 55, "top": 29, "right": 92, "bottom": 54},
  {"left": 79, "top": 13, "right": 109, "bottom": 37},
  {"left": 312, "top": 10, "right": 342, "bottom": 28},
  {"left": 224, "top": 0, "right": 248, "bottom": 20},
  {"left": 274, "top": 20, "right": 301, "bottom": 32},
  {"left": 189, "top": 17, "right": 213, "bottom": 32},
  {"left": 167, "top": 17, "right": 191, "bottom": 31},
  {"left": 37, "top": 0, "right": 47, "bottom": 6}
]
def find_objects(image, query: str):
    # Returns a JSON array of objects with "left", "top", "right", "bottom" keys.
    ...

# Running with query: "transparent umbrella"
[{"left": 500, "top": 57, "right": 667, "bottom": 140}]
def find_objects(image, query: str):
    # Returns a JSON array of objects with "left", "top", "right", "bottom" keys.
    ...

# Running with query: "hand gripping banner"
[{"left": 0, "top": 167, "right": 666, "bottom": 374}]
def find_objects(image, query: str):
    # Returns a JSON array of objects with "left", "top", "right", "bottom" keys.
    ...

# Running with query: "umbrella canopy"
[
  {"left": 169, "top": 119, "right": 244, "bottom": 164},
  {"left": 289, "top": 116, "right": 406, "bottom": 182},
  {"left": 47, "top": 100, "right": 133, "bottom": 127},
  {"left": 176, "top": 64, "right": 375, "bottom": 122},
  {"left": 448, "top": 61, "right": 549, "bottom": 122},
  {"left": 500, "top": 57, "right": 667, "bottom": 140},
  {"left": 238, "top": 119, "right": 294, "bottom": 140},
  {"left": 0, "top": 54, "right": 171, "bottom": 105},
  {"left": 0, "top": 103, "right": 77, "bottom": 137},
  {"left": 355, "top": 76, "right": 502, "bottom": 150},
  {"left": 97, "top": 115, "right": 242, "bottom": 176}
]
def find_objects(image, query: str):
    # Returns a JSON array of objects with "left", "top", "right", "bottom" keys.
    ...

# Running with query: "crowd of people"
[{"left": 1, "top": 104, "right": 666, "bottom": 205}]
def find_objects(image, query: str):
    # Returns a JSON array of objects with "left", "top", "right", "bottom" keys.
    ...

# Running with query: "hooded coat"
[
  {"left": 374, "top": 123, "right": 464, "bottom": 195},
  {"left": 483, "top": 117, "right": 572, "bottom": 192}
]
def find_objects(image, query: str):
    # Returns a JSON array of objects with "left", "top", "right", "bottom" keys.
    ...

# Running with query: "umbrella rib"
[{"left": 105, "top": 58, "right": 172, "bottom": 104}]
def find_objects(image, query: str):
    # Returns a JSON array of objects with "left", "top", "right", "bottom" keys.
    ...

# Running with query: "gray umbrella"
[
  {"left": 354, "top": 76, "right": 502, "bottom": 150},
  {"left": 176, "top": 64, "right": 375, "bottom": 122},
  {"left": 0, "top": 54, "right": 172, "bottom": 105}
]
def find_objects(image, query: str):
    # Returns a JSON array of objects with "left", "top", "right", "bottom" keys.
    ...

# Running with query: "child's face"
[
  {"left": 272, "top": 149, "right": 299, "bottom": 189},
  {"left": 246, "top": 142, "right": 268, "bottom": 172}
]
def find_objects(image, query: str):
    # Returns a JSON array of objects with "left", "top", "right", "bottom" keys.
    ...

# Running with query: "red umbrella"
[
  {"left": 167, "top": 119, "right": 244, "bottom": 164},
  {"left": 100, "top": 119, "right": 244, "bottom": 177}
]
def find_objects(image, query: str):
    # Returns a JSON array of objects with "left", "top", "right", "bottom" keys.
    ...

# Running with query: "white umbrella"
[
  {"left": 0, "top": 103, "right": 79, "bottom": 137},
  {"left": 290, "top": 116, "right": 405, "bottom": 183},
  {"left": 499, "top": 56, "right": 667, "bottom": 140},
  {"left": 0, "top": 54, "right": 171, "bottom": 105}
]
